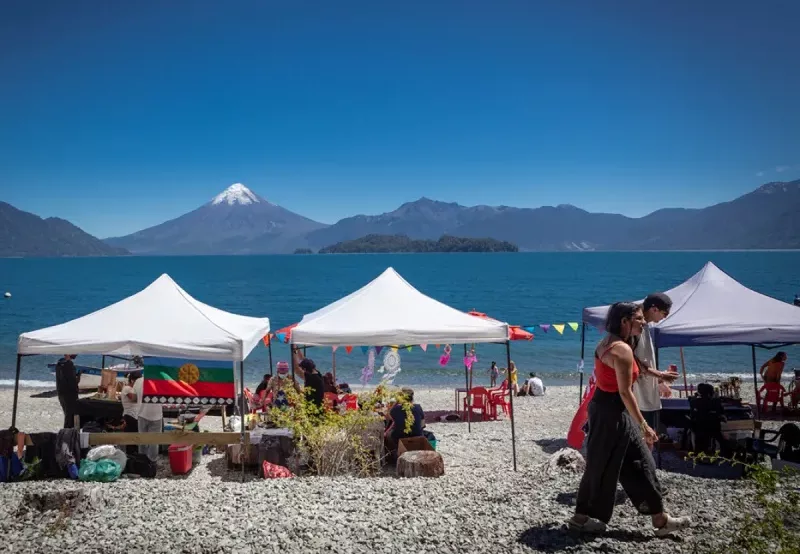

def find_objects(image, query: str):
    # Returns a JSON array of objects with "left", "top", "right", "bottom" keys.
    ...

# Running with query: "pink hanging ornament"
[{"left": 439, "top": 344, "right": 452, "bottom": 366}]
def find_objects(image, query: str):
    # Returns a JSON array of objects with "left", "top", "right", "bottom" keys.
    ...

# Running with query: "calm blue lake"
[{"left": 0, "top": 252, "right": 798, "bottom": 388}]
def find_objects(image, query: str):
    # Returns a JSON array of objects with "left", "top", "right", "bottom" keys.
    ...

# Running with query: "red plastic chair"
[
  {"left": 463, "top": 387, "right": 490, "bottom": 421},
  {"left": 758, "top": 383, "right": 787, "bottom": 413},
  {"left": 488, "top": 387, "right": 511, "bottom": 418}
]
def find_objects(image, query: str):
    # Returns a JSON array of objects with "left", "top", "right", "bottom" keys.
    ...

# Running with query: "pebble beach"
[{"left": 0, "top": 385, "right": 791, "bottom": 554}]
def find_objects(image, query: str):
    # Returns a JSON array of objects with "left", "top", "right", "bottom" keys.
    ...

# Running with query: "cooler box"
[{"left": 168, "top": 444, "right": 192, "bottom": 475}]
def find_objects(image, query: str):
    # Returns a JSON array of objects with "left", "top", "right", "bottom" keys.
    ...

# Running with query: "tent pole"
[
  {"left": 268, "top": 338, "right": 274, "bottom": 376},
  {"left": 679, "top": 347, "right": 689, "bottom": 398},
  {"left": 505, "top": 340, "right": 517, "bottom": 471},
  {"left": 752, "top": 345, "right": 760, "bottom": 420},
  {"left": 332, "top": 350, "right": 336, "bottom": 382},
  {"left": 464, "top": 344, "right": 471, "bottom": 433},
  {"left": 7, "top": 354, "right": 22, "bottom": 480},
  {"left": 101, "top": 355, "right": 106, "bottom": 371},
  {"left": 11, "top": 354, "right": 22, "bottom": 429},
  {"left": 579, "top": 324, "right": 586, "bottom": 402},
  {"left": 239, "top": 360, "right": 246, "bottom": 483},
  {"left": 290, "top": 344, "right": 296, "bottom": 381}
]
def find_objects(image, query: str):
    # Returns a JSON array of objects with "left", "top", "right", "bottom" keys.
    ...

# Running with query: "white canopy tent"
[
  {"left": 291, "top": 267, "right": 509, "bottom": 346},
  {"left": 580, "top": 262, "right": 800, "bottom": 416},
  {"left": 18, "top": 273, "right": 270, "bottom": 361},
  {"left": 11, "top": 274, "right": 270, "bottom": 450},
  {"left": 291, "top": 267, "right": 518, "bottom": 469}
]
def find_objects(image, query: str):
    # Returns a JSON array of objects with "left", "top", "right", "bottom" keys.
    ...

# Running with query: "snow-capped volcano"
[
  {"left": 105, "top": 183, "right": 327, "bottom": 254},
  {"left": 211, "top": 183, "right": 264, "bottom": 206}
]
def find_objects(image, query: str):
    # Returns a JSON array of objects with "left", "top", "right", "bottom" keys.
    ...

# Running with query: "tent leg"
[
  {"left": 101, "top": 355, "right": 106, "bottom": 371},
  {"left": 239, "top": 360, "right": 246, "bottom": 483},
  {"left": 752, "top": 345, "right": 760, "bottom": 420},
  {"left": 332, "top": 350, "right": 336, "bottom": 383},
  {"left": 10, "top": 354, "right": 22, "bottom": 429},
  {"left": 268, "top": 339, "right": 274, "bottom": 376},
  {"left": 463, "top": 346, "right": 471, "bottom": 431},
  {"left": 579, "top": 324, "right": 586, "bottom": 402},
  {"left": 290, "top": 344, "right": 296, "bottom": 381},
  {"left": 8, "top": 354, "right": 22, "bottom": 480},
  {"left": 506, "top": 341, "right": 517, "bottom": 471}
]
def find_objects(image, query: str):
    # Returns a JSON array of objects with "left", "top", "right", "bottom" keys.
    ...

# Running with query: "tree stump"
[{"left": 396, "top": 450, "right": 445, "bottom": 478}]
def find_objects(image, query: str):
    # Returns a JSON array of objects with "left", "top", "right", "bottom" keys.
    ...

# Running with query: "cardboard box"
[{"left": 398, "top": 436, "right": 434, "bottom": 457}]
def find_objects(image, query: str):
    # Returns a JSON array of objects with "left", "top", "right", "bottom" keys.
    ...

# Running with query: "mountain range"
[
  {"left": 0, "top": 201, "right": 127, "bottom": 257},
  {"left": 2, "top": 180, "right": 799, "bottom": 257}
]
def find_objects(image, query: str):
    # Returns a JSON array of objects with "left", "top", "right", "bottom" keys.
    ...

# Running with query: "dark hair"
[
  {"left": 773, "top": 351, "right": 788, "bottom": 362},
  {"left": 605, "top": 302, "right": 643, "bottom": 340},
  {"left": 643, "top": 292, "right": 672, "bottom": 313},
  {"left": 262, "top": 373, "right": 270, "bottom": 380},
  {"left": 129, "top": 371, "right": 142, "bottom": 382},
  {"left": 491, "top": 361, "right": 497, "bottom": 368},
  {"left": 299, "top": 358, "right": 316, "bottom": 372},
  {"left": 529, "top": 372, "right": 536, "bottom": 377},
  {"left": 400, "top": 387, "right": 414, "bottom": 403}
]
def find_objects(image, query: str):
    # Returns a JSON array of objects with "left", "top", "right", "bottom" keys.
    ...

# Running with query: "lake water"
[{"left": 0, "top": 252, "right": 798, "bottom": 389}]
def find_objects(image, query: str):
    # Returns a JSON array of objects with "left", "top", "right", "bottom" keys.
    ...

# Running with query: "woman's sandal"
[
  {"left": 567, "top": 516, "right": 607, "bottom": 533},
  {"left": 653, "top": 514, "right": 692, "bottom": 537}
]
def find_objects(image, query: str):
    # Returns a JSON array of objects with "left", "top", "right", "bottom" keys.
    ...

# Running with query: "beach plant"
[
  {"left": 267, "top": 385, "right": 414, "bottom": 477},
  {"left": 687, "top": 451, "right": 799, "bottom": 554}
]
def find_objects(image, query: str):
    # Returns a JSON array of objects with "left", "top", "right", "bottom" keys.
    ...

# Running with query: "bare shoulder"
[{"left": 607, "top": 341, "right": 634, "bottom": 363}]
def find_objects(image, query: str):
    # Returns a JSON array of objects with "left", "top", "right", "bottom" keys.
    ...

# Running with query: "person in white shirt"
[
  {"left": 120, "top": 372, "right": 140, "bottom": 432},
  {"left": 133, "top": 372, "right": 163, "bottom": 461},
  {"left": 525, "top": 373, "right": 546, "bottom": 396},
  {"left": 633, "top": 293, "right": 679, "bottom": 434}
]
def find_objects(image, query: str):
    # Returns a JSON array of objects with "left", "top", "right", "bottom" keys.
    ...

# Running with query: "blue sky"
[{"left": 1, "top": 0, "right": 798, "bottom": 238}]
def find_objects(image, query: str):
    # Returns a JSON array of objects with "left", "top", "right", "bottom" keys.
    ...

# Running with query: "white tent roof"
[
  {"left": 18, "top": 274, "right": 270, "bottom": 361},
  {"left": 291, "top": 267, "right": 509, "bottom": 346},
  {"left": 583, "top": 262, "right": 800, "bottom": 348}
]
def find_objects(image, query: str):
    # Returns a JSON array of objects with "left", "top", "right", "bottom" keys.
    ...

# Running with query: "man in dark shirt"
[
  {"left": 385, "top": 388, "right": 425, "bottom": 456},
  {"left": 55, "top": 354, "right": 81, "bottom": 428},
  {"left": 292, "top": 348, "right": 324, "bottom": 409}
]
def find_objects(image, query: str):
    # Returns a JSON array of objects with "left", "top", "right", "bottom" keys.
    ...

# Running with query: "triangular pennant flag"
[
  {"left": 553, "top": 324, "right": 565, "bottom": 335},
  {"left": 523, "top": 326, "right": 536, "bottom": 334},
  {"left": 262, "top": 335, "right": 270, "bottom": 346},
  {"left": 276, "top": 332, "right": 286, "bottom": 343},
  {"left": 539, "top": 324, "right": 550, "bottom": 333},
  {"left": 420, "top": 344, "right": 428, "bottom": 352},
  {"left": 361, "top": 346, "right": 369, "bottom": 354},
  {"left": 375, "top": 346, "right": 383, "bottom": 356},
  {"left": 405, "top": 345, "right": 412, "bottom": 352},
  {"left": 345, "top": 346, "right": 353, "bottom": 354},
  {"left": 568, "top": 322, "right": 579, "bottom": 332},
  {"left": 332, "top": 346, "right": 339, "bottom": 353},
  {"left": 391, "top": 346, "right": 399, "bottom": 352},
  {"left": 435, "top": 344, "right": 440, "bottom": 349}
]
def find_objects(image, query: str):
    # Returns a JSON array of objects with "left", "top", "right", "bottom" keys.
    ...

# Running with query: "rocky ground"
[{"left": 0, "top": 385, "right": 793, "bottom": 553}]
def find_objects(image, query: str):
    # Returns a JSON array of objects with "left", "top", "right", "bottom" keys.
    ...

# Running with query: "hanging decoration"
[
  {"left": 463, "top": 349, "right": 478, "bottom": 371},
  {"left": 360, "top": 348, "right": 376, "bottom": 385},
  {"left": 383, "top": 349, "right": 401, "bottom": 373},
  {"left": 568, "top": 322, "right": 579, "bottom": 331},
  {"left": 345, "top": 346, "right": 353, "bottom": 354},
  {"left": 420, "top": 344, "right": 428, "bottom": 352},
  {"left": 553, "top": 324, "right": 565, "bottom": 335},
  {"left": 439, "top": 344, "right": 452, "bottom": 366},
  {"left": 361, "top": 346, "right": 369, "bottom": 354},
  {"left": 375, "top": 346, "right": 383, "bottom": 356},
  {"left": 405, "top": 345, "right": 413, "bottom": 352},
  {"left": 332, "top": 345, "right": 338, "bottom": 353},
  {"left": 539, "top": 324, "right": 550, "bottom": 333}
]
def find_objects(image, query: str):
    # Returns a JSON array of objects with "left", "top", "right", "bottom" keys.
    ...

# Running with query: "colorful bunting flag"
[
  {"left": 345, "top": 346, "right": 353, "bottom": 354},
  {"left": 553, "top": 324, "right": 565, "bottom": 335},
  {"left": 568, "top": 322, "right": 579, "bottom": 332},
  {"left": 540, "top": 324, "right": 550, "bottom": 333},
  {"left": 391, "top": 346, "right": 399, "bottom": 352},
  {"left": 276, "top": 332, "right": 286, "bottom": 343},
  {"left": 523, "top": 326, "right": 536, "bottom": 333},
  {"left": 375, "top": 346, "right": 383, "bottom": 356},
  {"left": 405, "top": 345, "right": 412, "bottom": 352},
  {"left": 262, "top": 335, "right": 270, "bottom": 346},
  {"left": 420, "top": 344, "right": 428, "bottom": 352},
  {"left": 332, "top": 346, "right": 339, "bottom": 353},
  {"left": 361, "top": 346, "right": 369, "bottom": 354},
  {"left": 435, "top": 344, "right": 440, "bottom": 349}
]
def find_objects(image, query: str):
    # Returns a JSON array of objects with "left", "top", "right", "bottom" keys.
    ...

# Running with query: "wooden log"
[
  {"left": 396, "top": 450, "right": 444, "bottom": 478},
  {"left": 88, "top": 431, "right": 247, "bottom": 447}
]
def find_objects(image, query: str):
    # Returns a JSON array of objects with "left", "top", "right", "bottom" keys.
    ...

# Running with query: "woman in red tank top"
[{"left": 569, "top": 302, "right": 690, "bottom": 536}]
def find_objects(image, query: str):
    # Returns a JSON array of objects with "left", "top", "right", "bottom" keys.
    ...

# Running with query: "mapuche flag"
[{"left": 143, "top": 357, "right": 235, "bottom": 407}]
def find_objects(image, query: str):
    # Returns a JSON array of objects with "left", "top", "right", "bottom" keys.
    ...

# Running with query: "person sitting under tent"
[
  {"left": 265, "top": 362, "right": 299, "bottom": 408},
  {"left": 384, "top": 388, "right": 425, "bottom": 460}
]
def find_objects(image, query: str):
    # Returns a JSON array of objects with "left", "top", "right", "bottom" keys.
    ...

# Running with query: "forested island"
[{"left": 318, "top": 234, "right": 518, "bottom": 254}]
